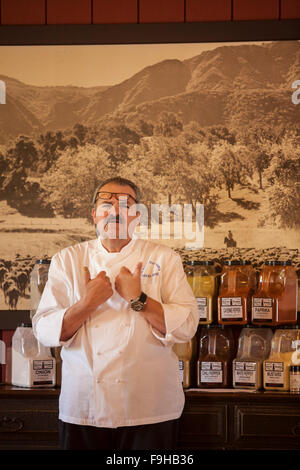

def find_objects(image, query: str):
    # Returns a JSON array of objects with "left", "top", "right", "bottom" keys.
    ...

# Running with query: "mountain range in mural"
[{"left": 0, "top": 40, "right": 299, "bottom": 144}]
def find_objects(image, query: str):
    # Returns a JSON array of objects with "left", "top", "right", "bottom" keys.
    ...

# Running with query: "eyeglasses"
[{"left": 95, "top": 191, "right": 138, "bottom": 204}]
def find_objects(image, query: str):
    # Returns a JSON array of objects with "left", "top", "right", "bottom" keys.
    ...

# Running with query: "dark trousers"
[{"left": 59, "top": 418, "right": 179, "bottom": 451}]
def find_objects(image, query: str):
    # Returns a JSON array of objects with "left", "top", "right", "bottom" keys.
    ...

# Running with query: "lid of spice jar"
[
  {"left": 19, "top": 322, "right": 32, "bottom": 328},
  {"left": 187, "top": 260, "right": 214, "bottom": 265},
  {"left": 224, "top": 260, "right": 242, "bottom": 265},
  {"left": 265, "top": 260, "right": 291, "bottom": 266},
  {"left": 290, "top": 365, "right": 300, "bottom": 373},
  {"left": 35, "top": 259, "right": 51, "bottom": 264}
]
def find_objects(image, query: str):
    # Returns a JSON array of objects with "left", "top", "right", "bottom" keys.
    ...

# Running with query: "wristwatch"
[{"left": 130, "top": 292, "right": 147, "bottom": 311}]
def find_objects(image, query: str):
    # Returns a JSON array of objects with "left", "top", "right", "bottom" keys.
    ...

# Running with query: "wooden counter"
[
  {"left": 180, "top": 389, "right": 300, "bottom": 450},
  {"left": 0, "top": 385, "right": 60, "bottom": 450},
  {"left": 0, "top": 385, "right": 300, "bottom": 450}
]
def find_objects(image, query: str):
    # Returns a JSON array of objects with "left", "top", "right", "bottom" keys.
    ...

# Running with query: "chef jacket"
[{"left": 32, "top": 237, "right": 199, "bottom": 428}]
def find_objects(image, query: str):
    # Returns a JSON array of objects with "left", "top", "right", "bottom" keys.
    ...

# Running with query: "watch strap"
[{"left": 137, "top": 291, "right": 147, "bottom": 304}]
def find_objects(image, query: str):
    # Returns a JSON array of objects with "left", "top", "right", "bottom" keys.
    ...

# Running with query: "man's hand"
[
  {"left": 115, "top": 262, "right": 142, "bottom": 302},
  {"left": 81, "top": 267, "right": 113, "bottom": 310}
]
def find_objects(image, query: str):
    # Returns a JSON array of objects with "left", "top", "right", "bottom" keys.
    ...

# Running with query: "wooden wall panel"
[
  {"left": 139, "top": 0, "right": 184, "bottom": 23},
  {"left": 233, "top": 0, "right": 280, "bottom": 20},
  {"left": 0, "top": 2, "right": 299, "bottom": 35},
  {"left": 47, "top": 0, "right": 91, "bottom": 25},
  {"left": 280, "top": 0, "right": 300, "bottom": 19},
  {"left": 93, "top": 0, "right": 137, "bottom": 24},
  {"left": 186, "top": 0, "right": 232, "bottom": 22},
  {"left": 1, "top": 0, "right": 45, "bottom": 25}
]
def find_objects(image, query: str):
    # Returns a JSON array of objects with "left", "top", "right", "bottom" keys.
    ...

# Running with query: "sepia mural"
[{"left": 0, "top": 40, "right": 299, "bottom": 311}]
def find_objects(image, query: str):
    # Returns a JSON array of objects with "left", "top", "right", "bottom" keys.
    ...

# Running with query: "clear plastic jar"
[
  {"left": 252, "top": 261, "right": 297, "bottom": 326},
  {"left": 218, "top": 260, "right": 253, "bottom": 325},
  {"left": 233, "top": 326, "right": 273, "bottom": 390},
  {"left": 197, "top": 325, "right": 234, "bottom": 388},
  {"left": 12, "top": 323, "right": 56, "bottom": 388},
  {"left": 263, "top": 326, "right": 300, "bottom": 391},
  {"left": 173, "top": 336, "right": 197, "bottom": 388},
  {"left": 30, "top": 259, "right": 51, "bottom": 319},
  {"left": 240, "top": 260, "right": 257, "bottom": 294},
  {"left": 186, "top": 261, "right": 216, "bottom": 324}
]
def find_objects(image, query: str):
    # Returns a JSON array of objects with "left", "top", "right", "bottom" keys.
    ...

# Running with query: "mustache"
[{"left": 105, "top": 214, "right": 125, "bottom": 224}]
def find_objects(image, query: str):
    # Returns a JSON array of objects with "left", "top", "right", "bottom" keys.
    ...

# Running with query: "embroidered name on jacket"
[{"left": 141, "top": 260, "right": 161, "bottom": 278}]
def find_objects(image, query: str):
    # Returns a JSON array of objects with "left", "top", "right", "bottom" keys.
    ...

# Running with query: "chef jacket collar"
[{"left": 96, "top": 233, "right": 139, "bottom": 257}]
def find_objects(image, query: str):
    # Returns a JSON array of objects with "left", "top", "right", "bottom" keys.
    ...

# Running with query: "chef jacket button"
[
  {"left": 97, "top": 351, "right": 101, "bottom": 355},
  {"left": 96, "top": 378, "right": 101, "bottom": 383}
]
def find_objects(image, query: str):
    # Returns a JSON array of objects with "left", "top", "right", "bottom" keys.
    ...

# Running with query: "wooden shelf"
[{"left": 1, "top": 384, "right": 300, "bottom": 450}]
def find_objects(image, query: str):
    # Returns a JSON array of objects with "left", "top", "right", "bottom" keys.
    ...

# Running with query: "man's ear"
[{"left": 91, "top": 207, "right": 96, "bottom": 224}]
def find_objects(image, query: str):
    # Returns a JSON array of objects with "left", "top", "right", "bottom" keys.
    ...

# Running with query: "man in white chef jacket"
[{"left": 33, "top": 176, "right": 199, "bottom": 450}]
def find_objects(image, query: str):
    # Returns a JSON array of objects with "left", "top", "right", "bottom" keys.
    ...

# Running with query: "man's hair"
[{"left": 92, "top": 177, "right": 141, "bottom": 205}]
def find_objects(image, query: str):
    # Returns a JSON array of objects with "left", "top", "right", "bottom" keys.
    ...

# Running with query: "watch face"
[{"left": 130, "top": 300, "right": 144, "bottom": 311}]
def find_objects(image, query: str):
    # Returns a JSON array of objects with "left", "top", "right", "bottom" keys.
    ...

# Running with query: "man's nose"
[
  {"left": 110, "top": 198, "right": 120, "bottom": 211},
  {"left": 106, "top": 199, "right": 123, "bottom": 217}
]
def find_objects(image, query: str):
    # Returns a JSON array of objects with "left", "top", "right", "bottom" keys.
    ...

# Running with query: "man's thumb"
[
  {"left": 134, "top": 262, "right": 143, "bottom": 277},
  {"left": 83, "top": 266, "right": 91, "bottom": 284}
]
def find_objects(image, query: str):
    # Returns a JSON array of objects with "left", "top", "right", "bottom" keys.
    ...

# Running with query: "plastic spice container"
[
  {"left": 233, "top": 326, "right": 273, "bottom": 390},
  {"left": 30, "top": 259, "right": 51, "bottom": 319},
  {"left": 12, "top": 323, "right": 56, "bottom": 388},
  {"left": 197, "top": 325, "right": 234, "bottom": 388},
  {"left": 186, "top": 261, "right": 216, "bottom": 324},
  {"left": 263, "top": 327, "right": 300, "bottom": 391},
  {"left": 218, "top": 260, "right": 253, "bottom": 325},
  {"left": 173, "top": 336, "right": 197, "bottom": 388},
  {"left": 252, "top": 261, "right": 298, "bottom": 326}
]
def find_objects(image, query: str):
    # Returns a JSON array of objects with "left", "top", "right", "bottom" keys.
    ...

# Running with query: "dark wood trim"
[
  {"left": 0, "top": 311, "right": 31, "bottom": 329},
  {"left": 0, "top": 383, "right": 298, "bottom": 401},
  {"left": 0, "top": 384, "right": 60, "bottom": 396},
  {"left": 0, "top": 20, "right": 299, "bottom": 46},
  {"left": 185, "top": 389, "right": 300, "bottom": 402}
]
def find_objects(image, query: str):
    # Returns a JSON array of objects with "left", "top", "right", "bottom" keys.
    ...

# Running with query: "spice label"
[
  {"left": 196, "top": 297, "right": 208, "bottom": 320},
  {"left": 32, "top": 359, "right": 54, "bottom": 385},
  {"left": 290, "top": 374, "right": 300, "bottom": 393},
  {"left": 179, "top": 360, "right": 184, "bottom": 383},
  {"left": 264, "top": 362, "right": 284, "bottom": 387},
  {"left": 221, "top": 297, "right": 243, "bottom": 320},
  {"left": 234, "top": 361, "right": 257, "bottom": 386},
  {"left": 200, "top": 361, "right": 223, "bottom": 383},
  {"left": 252, "top": 298, "right": 273, "bottom": 320}
]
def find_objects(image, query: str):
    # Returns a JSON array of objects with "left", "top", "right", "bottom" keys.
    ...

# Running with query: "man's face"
[{"left": 91, "top": 183, "right": 140, "bottom": 240}]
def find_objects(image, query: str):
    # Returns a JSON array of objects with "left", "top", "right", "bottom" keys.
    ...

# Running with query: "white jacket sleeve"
[
  {"left": 32, "top": 253, "right": 77, "bottom": 348},
  {"left": 150, "top": 252, "right": 199, "bottom": 347}
]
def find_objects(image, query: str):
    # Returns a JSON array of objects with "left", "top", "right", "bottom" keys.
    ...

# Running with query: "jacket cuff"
[
  {"left": 32, "top": 309, "right": 77, "bottom": 348},
  {"left": 150, "top": 304, "right": 198, "bottom": 347}
]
